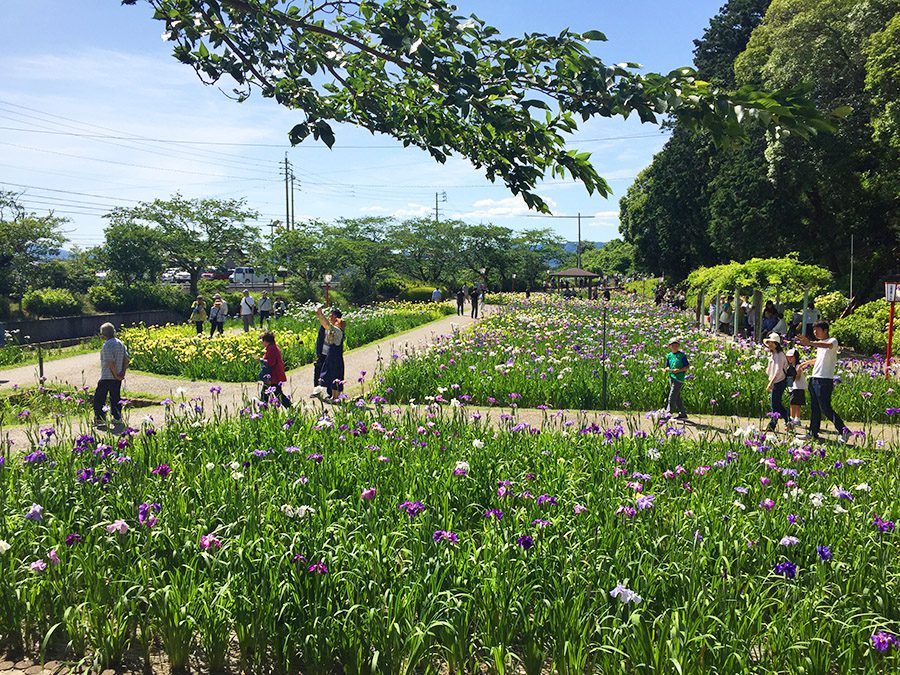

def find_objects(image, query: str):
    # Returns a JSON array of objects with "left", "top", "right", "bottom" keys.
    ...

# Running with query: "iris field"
[
  {"left": 0, "top": 397, "right": 898, "bottom": 672},
  {"left": 377, "top": 296, "right": 898, "bottom": 424}
]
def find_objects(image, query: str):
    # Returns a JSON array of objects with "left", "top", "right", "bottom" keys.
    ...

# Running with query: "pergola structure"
[{"left": 548, "top": 267, "right": 601, "bottom": 295}]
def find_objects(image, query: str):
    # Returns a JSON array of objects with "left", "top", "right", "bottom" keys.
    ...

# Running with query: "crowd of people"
[
  {"left": 88, "top": 282, "right": 851, "bottom": 443},
  {"left": 189, "top": 290, "right": 287, "bottom": 337}
]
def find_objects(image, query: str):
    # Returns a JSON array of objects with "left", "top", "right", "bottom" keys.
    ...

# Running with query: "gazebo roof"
[{"left": 549, "top": 267, "right": 600, "bottom": 279}]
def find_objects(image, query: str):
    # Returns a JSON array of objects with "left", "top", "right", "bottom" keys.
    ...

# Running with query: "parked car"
[
  {"left": 229, "top": 266, "right": 274, "bottom": 286},
  {"left": 94, "top": 270, "right": 109, "bottom": 280},
  {"left": 161, "top": 268, "right": 178, "bottom": 283},
  {"left": 174, "top": 270, "right": 191, "bottom": 283},
  {"left": 201, "top": 267, "right": 232, "bottom": 281}
]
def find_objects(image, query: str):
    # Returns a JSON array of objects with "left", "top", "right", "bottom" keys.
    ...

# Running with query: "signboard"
[{"left": 886, "top": 282, "right": 898, "bottom": 303}]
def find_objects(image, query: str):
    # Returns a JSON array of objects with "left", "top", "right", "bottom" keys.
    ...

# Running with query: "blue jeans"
[
  {"left": 809, "top": 377, "right": 845, "bottom": 438},
  {"left": 768, "top": 379, "right": 788, "bottom": 429}
]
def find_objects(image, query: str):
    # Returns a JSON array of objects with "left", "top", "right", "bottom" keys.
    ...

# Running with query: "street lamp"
[
  {"left": 323, "top": 273, "right": 333, "bottom": 306},
  {"left": 512, "top": 273, "right": 517, "bottom": 293}
]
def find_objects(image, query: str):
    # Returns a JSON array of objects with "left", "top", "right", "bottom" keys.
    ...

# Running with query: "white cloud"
[
  {"left": 363, "top": 203, "right": 431, "bottom": 218},
  {"left": 457, "top": 195, "right": 557, "bottom": 219}
]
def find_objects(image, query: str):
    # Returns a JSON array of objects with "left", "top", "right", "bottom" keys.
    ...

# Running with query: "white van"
[{"left": 229, "top": 266, "right": 273, "bottom": 285}]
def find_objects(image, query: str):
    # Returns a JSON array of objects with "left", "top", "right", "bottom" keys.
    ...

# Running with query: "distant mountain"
[
  {"left": 563, "top": 241, "right": 605, "bottom": 253},
  {"left": 50, "top": 249, "right": 72, "bottom": 260}
]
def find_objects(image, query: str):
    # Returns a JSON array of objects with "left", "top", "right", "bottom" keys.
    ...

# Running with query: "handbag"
[{"left": 258, "top": 363, "right": 272, "bottom": 382}]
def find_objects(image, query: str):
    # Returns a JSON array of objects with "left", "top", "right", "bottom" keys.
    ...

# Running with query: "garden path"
[
  {"left": 2, "top": 305, "right": 896, "bottom": 451},
  {"left": 0, "top": 310, "right": 483, "bottom": 449}
]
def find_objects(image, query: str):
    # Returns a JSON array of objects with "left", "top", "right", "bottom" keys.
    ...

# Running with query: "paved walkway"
[
  {"left": 0, "top": 310, "right": 480, "bottom": 449},
  {"left": 2, "top": 305, "right": 896, "bottom": 451}
]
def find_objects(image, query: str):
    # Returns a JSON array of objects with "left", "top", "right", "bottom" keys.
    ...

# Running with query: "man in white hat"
[{"left": 664, "top": 337, "right": 690, "bottom": 420}]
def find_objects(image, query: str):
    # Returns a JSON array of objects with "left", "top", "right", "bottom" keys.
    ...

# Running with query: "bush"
[
  {"left": 815, "top": 291, "right": 849, "bottom": 323},
  {"left": 88, "top": 282, "right": 191, "bottom": 315},
  {"left": 22, "top": 288, "right": 83, "bottom": 317},
  {"left": 0, "top": 296, "right": 10, "bottom": 320},
  {"left": 398, "top": 285, "right": 445, "bottom": 302},
  {"left": 377, "top": 276, "right": 408, "bottom": 299},
  {"left": 197, "top": 279, "right": 229, "bottom": 298},
  {"left": 832, "top": 299, "right": 898, "bottom": 355}
]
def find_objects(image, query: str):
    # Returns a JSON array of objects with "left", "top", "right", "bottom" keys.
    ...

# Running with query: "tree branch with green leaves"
[{"left": 125, "top": 0, "right": 839, "bottom": 211}]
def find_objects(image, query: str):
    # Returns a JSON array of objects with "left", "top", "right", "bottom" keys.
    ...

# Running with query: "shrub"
[
  {"left": 832, "top": 299, "right": 898, "bottom": 355},
  {"left": 285, "top": 276, "right": 323, "bottom": 304},
  {"left": 815, "top": 291, "right": 849, "bottom": 323},
  {"left": 197, "top": 279, "right": 229, "bottom": 298},
  {"left": 376, "top": 276, "right": 408, "bottom": 299},
  {"left": 88, "top": 282, "right": 191, "bottom": 315},
  {"left": 0, "top": 296, "right": 10, "bottom": 320},
  {"left": 22, "top": 288, "right": 83, "bottom": 317},
  {"left": 398, "top": 285, "right": 444, "bottom": 302}
]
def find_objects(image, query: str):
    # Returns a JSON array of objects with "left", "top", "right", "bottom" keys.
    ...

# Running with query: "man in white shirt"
[
  {"left": 94, "top": 322, "right": 129, "bottom": 429},
  {"left": 239, "top": 289, "right": 257, "bottom": 332},
  {"left": 797, "top": 321, "right": 849, "bottom": 442}
]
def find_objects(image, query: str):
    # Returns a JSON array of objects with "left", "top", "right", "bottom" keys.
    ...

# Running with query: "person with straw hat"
[
  {"left": 763, "top": 332, "right": 789, "bottom": 432},
  {"left": 664, "top": 336, "right": 690, "bottom": 420}
]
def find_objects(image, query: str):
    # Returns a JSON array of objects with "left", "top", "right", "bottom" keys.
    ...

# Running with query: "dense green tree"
[
  {"left": 734, "top": 0, "right": 900, "bottom": 301},
  {"left": 124, "top": 0, "right": 829, "bottom": 212},
  {"left": 319, "top": 217, "right": 395, "bottom": 303},
  {"left": 457, "top": 223, "right": 515, "bottom": 287},
  {"left": 388, "top": 218, "right": 462, "bottom": 286},
  {"left": 0, "top": 192, "right": 67, "bottom": 301},
  {"left": 581, "top": 239, "right": 636, "bottom": 278},
  {"left": 105, "top": 193, "right": 260, "bottom": 296},
  {"left": 619, "top": 0, "right": 773, "bottom": 279},
  {"left": 102, "top": 222, "right": 166, "bottom": 284},
  {"left": 511, "top": 228, "right": 566, "bottom": 291}
]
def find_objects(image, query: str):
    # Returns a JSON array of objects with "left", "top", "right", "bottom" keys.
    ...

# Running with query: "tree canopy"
[
  {"left": 0, "top": 191, "right": 67, "bottom": 300},
  {"left": 105, "top": 194, "right": 260, "bottom": 295},
  {"left": 620, "top": 0, "right": 899, "bottom": 303},
  {"left": 124, "top": 0, "right": 833, "bottom": 212}
]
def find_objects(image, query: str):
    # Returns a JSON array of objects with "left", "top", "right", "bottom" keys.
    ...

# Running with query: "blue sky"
[{"left": 0, "top": 0, "right": 725, "bottom": 249}]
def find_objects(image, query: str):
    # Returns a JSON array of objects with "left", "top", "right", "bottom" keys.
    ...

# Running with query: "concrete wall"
[{"left": 2, "top": 310, "right": 185, "bottom": 344}]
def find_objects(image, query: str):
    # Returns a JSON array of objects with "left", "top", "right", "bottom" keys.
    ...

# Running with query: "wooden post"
[
  {"left": 753, "top": 291, "right": 763, "bottom": 341},
  {"left": 697, "top": 290, "right": 705, "bottom": 329},
  {"left": 801, "top": 290, "right": 810, "bottom": 339},
  {"left": 733, "top": 289, "right": 740, "bottom": 339}
]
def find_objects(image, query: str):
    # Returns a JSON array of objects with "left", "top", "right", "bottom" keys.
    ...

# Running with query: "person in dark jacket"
[
  {"left": 456, "top": 288, "right": 466, "bottom": 316},
  {"left": 315, "top": 305, "right": 345, "bottom": 402},
  {"left": 313, "top": 322, "right": 326, "bottom": 389}
]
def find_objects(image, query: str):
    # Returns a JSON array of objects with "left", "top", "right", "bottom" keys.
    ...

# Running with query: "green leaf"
[{"left": 582, "top": 30, "right": 607, "bottom": 42}]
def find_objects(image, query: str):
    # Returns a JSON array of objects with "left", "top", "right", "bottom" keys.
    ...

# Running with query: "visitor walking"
[
  {"left": 797, "top": 321, "right": 849, "bottom": 442},
  {"left": 258, "top": 331, "right": 292, "bottom": 408},
  {"left": 664, "top": 337, "right": 690, "bottom": 420},
  {"left": 470, "top": 287, "right": 480, "bottom": 319},
  {"left": 718, "top": 296, "right": 733, "bottom": 334},
  {"left": 208, "top": 295, "right": 227, "bottom": 337},
  {"left": 763, "top": 332, "right": 789, "bottom": 432},
  {"left": 239, "top": 289, "right": 257, "bottom": 332},
  {"left": 315, "top": 304, "right": 346, "bottom": 402},
  {"left": 188, "top": 296, "right": 207, "bottom": 335},
  {"left": 432, "top": 288, "right": 442, "bottom": 303},
  {"left": 258, "top": 291, "right": 273, "bottom": 328},
  {"left": 456, "top": 288, "right": 465, "bottom": 316},
  {"left": 785, "top": 348, "right": 806, "bottom": 427},
  {"left": 93, "top": 322, "right": 129, "bottom": 429}
]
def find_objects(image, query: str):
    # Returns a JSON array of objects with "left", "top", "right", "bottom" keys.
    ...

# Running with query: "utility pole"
[
  {"left": 577, "top": 212, "right": 582, "bottom": 269},
  {"left": 283, "top": 153, "right": 291, "bottom": 232},
  {"left": 435, "top": 191, "right": 446, "bottom": 223},
  {"left": 290, "top": 170, "right": 297, "bottom": 231}
]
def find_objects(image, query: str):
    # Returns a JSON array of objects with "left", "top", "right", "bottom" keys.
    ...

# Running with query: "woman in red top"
[{"left": 259, "top": 331, "right": 292, "bottom": 408}]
